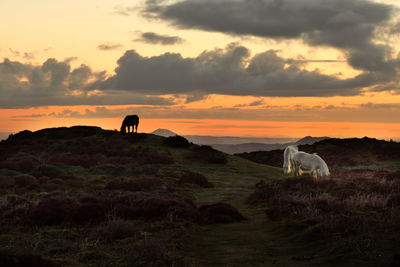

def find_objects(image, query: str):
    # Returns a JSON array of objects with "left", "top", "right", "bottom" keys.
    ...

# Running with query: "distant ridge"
[
  {"left": 150, "top": 129, "right": 330, "bottom": 154},
  {"left": 210, "top": 136, "right": 330, "bottom": 154},
  {"left": 295, "top": 136, "right": 330, "bottom": 145},
  {"left": 0, "top": 132, "right": 11, "bottom": 141},
  {"left": 151, "top": 128, "right": 178, "bottom": 137}
]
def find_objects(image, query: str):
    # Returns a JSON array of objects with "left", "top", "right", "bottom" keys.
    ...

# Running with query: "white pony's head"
[
  {"left": 283, "top": 164, "right": 290, "bottom": 174},
  {"left": 318, "top": 159, "right": 330, "bottom": 177}
]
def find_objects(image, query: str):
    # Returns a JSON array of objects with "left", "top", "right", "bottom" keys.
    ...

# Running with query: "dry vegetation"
[
  {"left": 244, "top": 138, "right": 400, "bottom": 265},
  {"left": 0, "top": 126, "right": 240, "bottom": 266}
]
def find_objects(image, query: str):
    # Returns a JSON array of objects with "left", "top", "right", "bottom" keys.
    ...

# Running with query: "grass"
[{"left": 1, "top": 127, "right": 400, "bottom": 266}]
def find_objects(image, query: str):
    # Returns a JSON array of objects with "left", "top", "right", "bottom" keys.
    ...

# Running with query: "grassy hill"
[{"left": 0, "top": 127, "right": 400, "bottom": 266}]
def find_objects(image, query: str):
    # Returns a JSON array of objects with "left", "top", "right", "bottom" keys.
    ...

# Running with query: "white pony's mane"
[{"left": 283, "top": 145, "right": 298, "bottom": 174}]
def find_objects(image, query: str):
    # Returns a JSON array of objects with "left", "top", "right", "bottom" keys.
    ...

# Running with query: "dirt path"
[{"left": 180, "top": 157, "right": 324, "bottom": 266}]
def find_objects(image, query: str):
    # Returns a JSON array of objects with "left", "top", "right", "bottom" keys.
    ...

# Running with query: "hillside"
[
  {"left": 1, "top": 127, "right": 400, "bottom": 266},
  {"left": 236, "top": 137, "right": 400, "bottom": 169},
  {"left": 0, "top": 126, "right": 282, "bottom": 266},
  {"left": 211, "top": 136, "right": 330, "bottom": 154}
]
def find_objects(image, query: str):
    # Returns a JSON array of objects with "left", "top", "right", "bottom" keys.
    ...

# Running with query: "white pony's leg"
[
  {"left": 311, "top": 168, "right": 317, "bottom": 179},
  {"left": 294, "top": 162, "right": 300, "bottom": 177}
]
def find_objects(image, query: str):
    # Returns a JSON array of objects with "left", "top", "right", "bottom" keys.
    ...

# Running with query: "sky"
[{"left": 1, "top": 0, "right": 400, "bottom": 140}]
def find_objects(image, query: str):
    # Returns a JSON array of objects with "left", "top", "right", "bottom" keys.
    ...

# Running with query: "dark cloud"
[
  {"left": 98, "top": 43, "right": 123, "bottom": 51},
  {"left": 142, "top": 0, "right": 399, "bottom": 72},
  {"left": 92, "top": 43, "right": 379, "bottom": 97},
  {"left": 0, "top": 58, "right": 174, "bottom": 108},
  {"left": 135, "top": 32, "right": 184, "bottom": 45}
]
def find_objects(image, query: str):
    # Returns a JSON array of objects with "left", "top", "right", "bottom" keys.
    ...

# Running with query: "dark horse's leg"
[{"left": 135, "top": 124, "right": 138, "bottom": 133}]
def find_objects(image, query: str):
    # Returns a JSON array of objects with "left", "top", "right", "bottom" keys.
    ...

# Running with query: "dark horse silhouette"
[{"left": 120, "top": 115, "right": 139, "bottom": 134}]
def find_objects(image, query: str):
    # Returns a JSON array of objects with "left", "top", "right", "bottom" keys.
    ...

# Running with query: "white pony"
[
  {"left": 292, "top": 151, "right": 330, "bottom": 178},
  {"left": 283, "top": 145, "right": 298, "bottom": 174}
]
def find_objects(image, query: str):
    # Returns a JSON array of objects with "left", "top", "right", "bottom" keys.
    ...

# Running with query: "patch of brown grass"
[{"left": 248, "top": 172, "right": 400, "bottom": 234}]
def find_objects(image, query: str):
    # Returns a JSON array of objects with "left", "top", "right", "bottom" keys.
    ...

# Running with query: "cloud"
[
  {"left": 359, "top": 102, "right": 400, "bottom": 109},
  {"left": 92, "top": 43, "right": 380, "bottom": 97},
  {"left": 113, "top": 6, "right": 135, "bottom": 16},
  {"left": 0, "top": 58, "right": 174, "bottom": 108},
  {"left": 98, "top": 43, "right": 123, "bottom": 51},
  {"left": 12, "top": 114, "right": 47, "bottom": 118},
  {"left": 47, "top": 103, "right": 400, "bottom": 123},
  {"left": 142, "top": 0, "right": 399, "bottom": 72},
  {"left": 135, "top": 32, "right": 184, "bottom": 45},
  {"left": 49, "top": 107, "right": 119, "bottom": 118},
  {"left": 234, "top": 99, "right": 265, "bottom": 108}
]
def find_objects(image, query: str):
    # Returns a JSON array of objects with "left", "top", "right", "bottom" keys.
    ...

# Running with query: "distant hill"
[
  {"left": 151, "top": 128, "right": 296, "bottom": 145},
  {"left": 210, "top": 143, "right": 287, "bottom": 154},
  {"left": 209, "top": 136, "right": 331, "bottom": 154},
  {"left": 150, "top": 129, "right": 331, "bottom": 154},
  {"left": 295, "top": 136, "right": 330, "bottom": 145},
  {"left": 236, "top": 137, "right": 400, "bottom": 168},
  {"left": 184, "top": 135, "right": 296, "bottom": 145},
  {"left": 151, "top": 128, "right": 178, "bottom": 137},
  {"left": 0, "top": 132, "right": 10, "bottom": 141}
]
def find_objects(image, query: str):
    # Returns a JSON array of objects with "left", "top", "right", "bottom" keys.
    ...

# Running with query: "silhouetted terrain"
[
  {"left": 1, "top": 127, "right": 400, "bottom": 266},
  {"left": 0, "top": 126, "right": 245, "bottom": 266}
]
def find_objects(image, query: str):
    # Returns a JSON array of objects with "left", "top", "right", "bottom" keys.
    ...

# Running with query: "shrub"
[
  {"left": 139, "top": 151, "right": 175, "bottom": 165},
  {"left": 106, "top": 177, "right": 163, "bottom": 192},
  {"left": 100, "top": 219, "right": 138, "bottom": 242},
  {"left": 13, "top": 174, "right": 38, "bottom": 187},
  {"left": 0, "top": 176, "right": 15, "bottom": 188},
  {"left": 386, "top": 194, "right": 400, "bottom": 207},
  {"left": 0, "top": 152, "right": 39, "bottom": 173},
  {"left": 126, "top": 240, "right": 171, "bottom": 267},
  {"left": 29, "top": 197, "right": 78, "bottom": 226},
  {"left": 198, "top": 203, "right": 247, "bottom": 224},
  {"left": 114, "top": 195, "right": 197, "bottom": 221},
  {"left": 188, "top": 145, "right": 227, "bottom": 164},
  {"left": 71, "top": 202, "right": 108, "bottom": 225},
  {"left": 31, "top": 165, "right": 65, "bottom": 179},
  {"left": 179, "top": 171, "right": 213, "bottom": 188},
  {"left": 163, "top": 135, "right": 190, "bottom": 148},
  {"left": 0, "top": 249, "right": 55, "bottom": 267},
  {"left": 125, "top": 133, "right": 148, "bottom": 143}
]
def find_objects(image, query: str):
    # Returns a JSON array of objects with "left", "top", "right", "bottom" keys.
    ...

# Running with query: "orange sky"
[{"left": 1, "top": 0, "right": 400, "bottom": 140}]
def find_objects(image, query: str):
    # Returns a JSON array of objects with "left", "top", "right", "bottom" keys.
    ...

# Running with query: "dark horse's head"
[
  {"left": 120, "top": 115, "right": 139, "bottom": 134},
  {"left": 120, "top": 124, "right": 126, "bottom": 133}
]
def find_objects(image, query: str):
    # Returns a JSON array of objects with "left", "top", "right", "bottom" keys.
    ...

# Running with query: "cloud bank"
[
  {"left": 92, "top": 43, "right": 383, "bottom": 97},
  {"left": 143, "top": 0, "right": 400, "bottom": 73},
  {"left": 0, "top": 58, "right": 173, "bottom": 108}
]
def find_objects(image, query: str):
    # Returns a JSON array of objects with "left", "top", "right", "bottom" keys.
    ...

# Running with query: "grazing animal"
[
  {"left": 283, "top": 145, "right": 298, "bottom": 174},
  {"left": 120, "top": 115, "right": 139, "bottom": 134},
  {"left": 292, "top": 151, "right": 330, "bottom": 178}
]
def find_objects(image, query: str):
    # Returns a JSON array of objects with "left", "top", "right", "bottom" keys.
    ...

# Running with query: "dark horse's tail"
[{"left": 120, "top": 115, "right": 139, "bottom": 133}]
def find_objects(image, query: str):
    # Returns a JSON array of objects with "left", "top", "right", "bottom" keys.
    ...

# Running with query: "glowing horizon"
[{"left": 1, "top": 0, "right": 400, "bottom": 140}]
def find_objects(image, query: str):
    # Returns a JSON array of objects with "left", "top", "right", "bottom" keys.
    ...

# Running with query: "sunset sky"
[{"left": 1, "top": 0, "right": 400, "bottom": 140}]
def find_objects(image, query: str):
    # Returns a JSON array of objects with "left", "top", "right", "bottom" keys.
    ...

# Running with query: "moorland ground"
[{"left": 0, "top": 127, "right": 400, "bottom": 266}]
